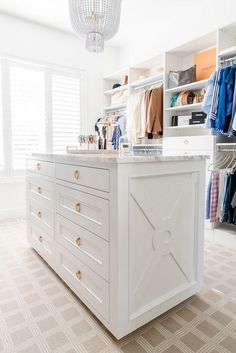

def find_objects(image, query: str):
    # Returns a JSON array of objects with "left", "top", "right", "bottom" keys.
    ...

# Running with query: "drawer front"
[
  {"left": 27, "top": 159, "right": 54, "bottom": 178},
  {"left": 28, "top": 198, "right": 54, "bottom": 235},
  {"left": 163, "top": 136, "right": 214, "bottom": 151},
  {"left": 56, "top": 185, "right": 109, "bottom": 240},
  {"left": 56, "top": 215, "right": 109, "bottom": 281},
  {"left": 56, "top": 163, "right": 109, "bottom": 192},
  {"left": 57, "top": 244, "right": 109, "bottom": 321},
  {"left": 28, "top": 222, "right": 55, "bottom": 267},
  {"left": 27, "top": 177, "right": 54, "bottom": 207}
]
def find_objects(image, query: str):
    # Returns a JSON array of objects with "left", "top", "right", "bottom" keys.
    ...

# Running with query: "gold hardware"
[
  {"left": 75, "top": 203, "right": 80, "bottom": 213},
  {"left": 76, "top": 237, "right": 81, "bottom": 246},
  {"left": 37, "top": 186, "right": 42, "bottom": 194},
  {"left": 36, "top": 163, "right": 41, "bottom": 171},
  {"left": 76, "top": 270, "right": 82, "bottom": 280},
  {"left": 37, "top": 211, "right": 42, "bottom": 219},
  {"left": 38, "top": 236, "right": 43, "bottom": 243},
  {"left": 74, "top": 170, "right": 80, "bottom": 180}
]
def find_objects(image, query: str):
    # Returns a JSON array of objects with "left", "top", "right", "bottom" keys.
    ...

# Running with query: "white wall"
[
  {"left": 0, "top": 13, "right": 118, "bottom": 219},
  {"left": 117, "top": 0, "right": 236, "bottom": 68}
]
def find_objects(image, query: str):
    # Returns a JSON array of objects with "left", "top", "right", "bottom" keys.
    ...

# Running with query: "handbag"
[{"left": 168, "top": 65, "right": 196, "bottom": 89}]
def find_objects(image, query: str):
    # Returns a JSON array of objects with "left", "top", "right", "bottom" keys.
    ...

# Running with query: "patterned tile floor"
[{"left": 0, "top": 219, "right": 236, "bottom": 353}]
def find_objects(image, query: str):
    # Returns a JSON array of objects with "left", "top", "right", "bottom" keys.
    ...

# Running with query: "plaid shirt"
[{"left": 210, "top": 171, "right": 220, "bottom": 222}]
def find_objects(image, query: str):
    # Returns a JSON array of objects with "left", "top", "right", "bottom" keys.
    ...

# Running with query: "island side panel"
[{"left": 114, "top": 159, "right": 205, "bottom": 338}]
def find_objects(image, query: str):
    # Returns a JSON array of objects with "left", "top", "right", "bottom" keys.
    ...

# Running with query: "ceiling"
[{"left": 0, "top": 0, "right": 199, "bottom": 48}]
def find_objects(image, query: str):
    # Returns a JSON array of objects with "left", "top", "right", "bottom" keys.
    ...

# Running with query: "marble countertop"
[{"left": 30, "top": 151, "right": 209, "bottom": 164}]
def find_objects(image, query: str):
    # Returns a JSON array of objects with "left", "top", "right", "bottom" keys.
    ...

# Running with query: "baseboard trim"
[{"left": 0, "top": 209, "right": 26, "bottom": 220}]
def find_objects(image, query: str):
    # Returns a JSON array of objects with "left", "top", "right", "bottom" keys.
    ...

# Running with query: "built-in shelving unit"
[
  {"left": 164, "top": 31, "right": 216, "bottom": 138},
  {"left": 102, "top": 20, "right": 236, "bottom": 248}
]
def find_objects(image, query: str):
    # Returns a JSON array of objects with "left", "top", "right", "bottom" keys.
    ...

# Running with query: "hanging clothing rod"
[{"left": 133, "top": 79, "right": 163, "bottom": 90}]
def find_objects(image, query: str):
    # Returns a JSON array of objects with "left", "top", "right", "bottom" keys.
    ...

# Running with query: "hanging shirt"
[
  {"left": 126, "top": 92, "right": 140, "bottom": 143},
  {"left": 222, "top": 172, "right": 236, "bottom": 224},
  {"left": 208, "top": 69, "right": 222, "bottom": 128},
  {"left": 202, "top": 72, "right": 216, "bottom": 119},
  {"left": 205, "top": 173, "right": 212, "bottom": 220},
  {"left": 217, "top": 169, "right": 228, "bottom": 220},
  {"left": 227, "top": 66, "right": 236, "bottom": 134},
  {"left": 215, "top": 67, "right": 231, "bottom": 132},
  {"left": 210, "top": 171, "right": 219, "bottom": 223}
]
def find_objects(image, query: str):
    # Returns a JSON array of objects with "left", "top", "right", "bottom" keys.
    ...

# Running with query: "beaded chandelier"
[{"left": 69, "top": 0, "right": 122, "bottom": 53}]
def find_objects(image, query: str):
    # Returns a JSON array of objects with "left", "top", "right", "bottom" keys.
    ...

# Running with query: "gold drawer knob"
[
  {"left": 38, "top": 236, "right": 43, "bottom": 243},
  {"left": 74, "top": 170, "right": 80, "bottom": 180},
  {"left": 37, "top": 186, "right": 42, "bottom": 194},
  {"left": 76, "top": 270, "right": 82, "bottom": 280},
  {"left": 36, "top": 163, "right": 41, "bottom": 171},
  {"left": 76, "top": 237, "right": 81, "bottom": 246},
  {"left": 37, "top": 211, "right": 42, "bottom": 219},
  {"left": 75, "top": 203, "right": 80, "bottom": 213}
]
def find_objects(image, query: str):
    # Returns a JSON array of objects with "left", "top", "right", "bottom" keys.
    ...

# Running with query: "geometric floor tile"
[{"left": 0, "top": 218, "right": 236, "bottom": 353}]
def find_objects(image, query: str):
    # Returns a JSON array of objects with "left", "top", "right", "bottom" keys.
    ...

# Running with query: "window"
[
  {"left": 10, "top": 65, "right": 46, "bottom": 170},
  {"left": 0, "top": 58, "right": 83, "bottom": 176},
  {"left": 0, "top": 65, "right": 4, "bottom": 171}
]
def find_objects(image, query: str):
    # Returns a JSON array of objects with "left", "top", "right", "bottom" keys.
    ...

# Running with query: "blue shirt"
[{"left": 216, "top": 67, "right": 231, "bottom": 131}]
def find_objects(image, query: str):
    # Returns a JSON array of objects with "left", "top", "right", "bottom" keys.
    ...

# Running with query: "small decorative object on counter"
[
  {"left": 77, "top": 134, "right": 97, "bottom": 150},
  {"left": 119, "top": 134, "right": 132, "bottom": 155}
]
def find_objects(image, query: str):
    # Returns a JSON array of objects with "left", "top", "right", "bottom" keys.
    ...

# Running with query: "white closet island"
[{"left": 26, "top": 152, "right": 206, "bottom": 339}]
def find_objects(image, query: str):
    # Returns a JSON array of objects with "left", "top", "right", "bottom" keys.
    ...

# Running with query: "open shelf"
[
  {"left": 104, "top": 103, "right": 127, "bottom": 111},
  {"left": 104, "top": 84, "right": 129, "bottom": 95},
  {"left": 165, "top": 79, "right": 208, "bottom": 94},
  {"left": 218, "top": 46, "right": 236, "bottom": 58},
  {"left": 166, "top": 103, "right": 202, "bottom": 112},
  {"left": 216, "top": 142, "right": 236, "bottom": 146},
  {"left": 130, "top": 73, "right": 163, "bottom": 89},
  {"left": 166, "top": 124, "right": 205, "bottom": 130}
]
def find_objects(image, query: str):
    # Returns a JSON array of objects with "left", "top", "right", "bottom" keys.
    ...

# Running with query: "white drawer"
[
  {"left": 28, "top": 198, "right": 54, "bottom": 235},
  {"left": 56, "top": 163, "right": 109, "bottom": 192},
  {"left": 57, "top": 244, "right": 109, "bottom": 321},
  {"left": 56, "top": 184, "right": 109, "bottom": 240},
  {"left": 27, "top": 177, "right": 54, "bottom": 207},
  {"left": 56, "top": 215, "right": 109, "bottom": 281},
  {"left": 28, "top": 222, "right": 55, "bottom": 267},
  {"left": 27, "top": 159, "right": 54, "bottom": 178},
  {"left": 163, "top": 136, "right": 214, "bottom": 151}
]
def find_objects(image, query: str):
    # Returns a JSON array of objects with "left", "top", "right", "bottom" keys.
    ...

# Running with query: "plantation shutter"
[
  {"left": 10, "top": 65, "right": 46, "bottom": 170},
  {"left": 51, "top": 72, "right": 81, "bottom": 153}
]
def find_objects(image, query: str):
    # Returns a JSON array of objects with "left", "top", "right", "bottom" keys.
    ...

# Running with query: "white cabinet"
[{"left": 27, "top": 153, "right": 206, "bottom": 339}]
